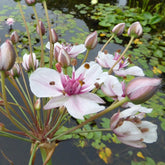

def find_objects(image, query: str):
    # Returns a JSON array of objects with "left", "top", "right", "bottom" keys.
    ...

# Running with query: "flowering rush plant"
[{"left": 0, "top": 0, "right": 162, "bottom": 164}]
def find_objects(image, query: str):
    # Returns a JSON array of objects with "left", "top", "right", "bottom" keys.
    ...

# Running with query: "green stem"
[
  {"left": 42, "top": 0, "right": 53, "bottom": 68},
  {"left": 51, "top": 97, "right": 129, "bottom": 142},
  {"left": 71, "top": 128, "right": 111, "bottom": 134},
  {"left": 100, "top": 34, "right": 115, "bottom": 52},
  {"left": 1, "top": 71, "right": 11, "bottom": 119},
  {"left": 17, "top": 1, "right": 34, "bottom": 70},
  {"left": 0, "top": 131, "right": 31, "bottom": 142},
  {"left": 81, "top": 48, "right": 90, "bottom": 65},
  {"left": 28, "top": 142, "right": 39, "bottom": 165},
  {"left": 32, "top": 5, "right": 45, "bottom": 67},
  {"left": 40, "top": 148, "right": 52, "bottom": 165},
  {"left": 108, "top": 36, "right": 134, "bottom": 75}
]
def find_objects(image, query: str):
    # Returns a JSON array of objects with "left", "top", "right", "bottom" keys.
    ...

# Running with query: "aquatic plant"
[{"left": 0, "top": 0, "right": 163, "bottom": 165}]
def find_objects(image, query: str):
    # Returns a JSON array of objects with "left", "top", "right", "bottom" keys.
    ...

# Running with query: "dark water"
[{"left": 0, "top": 0, "right": 165, "bottom": 165}]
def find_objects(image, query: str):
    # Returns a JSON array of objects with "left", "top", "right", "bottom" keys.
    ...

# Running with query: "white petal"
[
  {"left": 137, "top": 121, "right": 158, "bottom": 143},
  {"left": 114, "top": 121, "right": 143, "bottom": 140},
  {"left": 114, "top": 66, "right": 144, "bottom": 77},
  {"left": 69, "top": 44, "right": 86, "bottom": 58},
  {"left": 65, "top": 93, "right": 105, "bottom": 119},
  {"left": 101, "top": 75, "right": 123, "bottom": 97},
  {"left": 29, "top": 68, "right": 63, "bottom": 97},
  {"left": 45, "top": 42, "right": 50, "bottom": 49},
  {"left": 44, "top": 95, "right": 69, "bottom": 109},
  {"left": 117, "top": 138, "right": 146, "bottom": 148}
]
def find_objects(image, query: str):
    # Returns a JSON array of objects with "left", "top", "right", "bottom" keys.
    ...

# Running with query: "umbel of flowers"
[{"left": 0, "top": 0, "right": 162, "bottom": 164}]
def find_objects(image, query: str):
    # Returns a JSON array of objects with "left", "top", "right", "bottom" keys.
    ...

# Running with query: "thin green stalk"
[
  {"left": 100, "top": 33, "right": 115, "bottom": 52},
  {"left": 108, "top": 36, "right": 134, "bottom": 75},
  {"left": 71, "top": 128, "right": 111, "bottom": 134},
  {"left": 81, "top": 48, "right": 90, "bottom": 65},
  {"left": 17, "top": 1, "right": 34, "bottom": 70},
  {"left": 0, "top": 131, "right": 31, "bottom": 142},
  {"left": 1, "top": 71, "right": 11, "bottom": 118},
  {"left": 42, "top": 0, "right": 53, "bottom": 68},
  {"left": 16, "top": 78, "right": 34, "bottom": 112},
  {"left": 28, "top": 142, "right": 39, "bottom": 165},
  {"left": 51, "top": 97, "right": 129, "bottom": 142},
  {"left": 5, "top": 85, "right": 33, "bottom": 128},
  {"left": 32, "top": 5, "right": 45, "bottom": 67},
  {"left": 44, "top": 109, "right": 67, "bottom": 137}
]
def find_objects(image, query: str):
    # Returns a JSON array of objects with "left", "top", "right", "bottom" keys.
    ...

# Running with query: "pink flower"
[
  {"left": 96, "top": 51, "right": 144, "bottom": 77},
  {"left": 46, "top": 42, "right": 86, "bottom": 58},
  {"left": 29, "top": 62, "right": 105, "bottom": 119},
  {"left": 6, "top": 18, "right": 15, "bottom": 26},
  {"left": 110, "top": 106, "right": 157, "bottom": 148}
]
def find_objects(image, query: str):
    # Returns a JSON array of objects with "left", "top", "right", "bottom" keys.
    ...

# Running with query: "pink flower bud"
[
  {"left": 128, "top": 21, "right": 143, "bottom": 37},
  {"left": 6, "top": 18, "right": 15, "bottom": 26},
  {"left": 0, "top": 40, "right": 16, "bottom": 71},
  {"left": 9, "top": 63, "right": 21, "bottom": 78},
  {"left": 50, "top": 29, "right": 58, "bottom": 44},
  {"left": 10, "top": 31, "right": 19, "bottom": 44},
  {"left": 53, "top": 45, "right": 61, "bottom": 61},
  {"left": 25, "top": 0, "right": 36, "bottom": 6},
  {"left": 84, "top": 31, "right": 97, "bottom": 49},
  {"left": 36, "top": 20, "right": 46, "bottom": 36},
  {"left": 22, "top": 53, "right": 38, "bottom": 71},
  {"left": 126, "top": 77, "right": 161, "bottom": 104},
  {"left": 112, "top": 23, "right": 125, "bottom": 36},
  {"left": 58, "top": 48, "right": 70, "bottom": 67},
  {"left": 34, "top": 98, "right": 41, "bottom": 111}
]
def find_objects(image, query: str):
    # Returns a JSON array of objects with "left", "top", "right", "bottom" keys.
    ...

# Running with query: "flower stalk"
[
  {"left": 108, "top": 36, "right": 134, "bottom": 74},
  {"left": 32, "top": 5, "right": 45, "bottom": 67},
  {"left": 17, "top": 1, "right": 34, "bottom": 70},
  {"left": 42, "top": 0, "right": 54, "bottom": 68}
]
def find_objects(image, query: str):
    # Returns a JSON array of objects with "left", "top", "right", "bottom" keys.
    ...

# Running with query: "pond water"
[{"left": 0, "top": 0, "right": 165, "bottom": 165}]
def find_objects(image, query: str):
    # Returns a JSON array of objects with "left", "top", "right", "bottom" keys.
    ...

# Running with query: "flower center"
[{"left": 61, "top": 72, "right": 85, "bottom": 96}]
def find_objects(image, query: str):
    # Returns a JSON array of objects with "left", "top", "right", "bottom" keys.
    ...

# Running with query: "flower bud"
[
  {"left": 22, "top": 53, "right": 38, "bottom": 71},
  {"left": 50, "top": 29, "right": 58, "bottom": 44},
  {"left": 36, "top": 20, "right": 46, "bottom": 36},
  {"left": 10, "top": 31, "right": 19, "bottom": 44},
  {"left": 25, "top": 0, "right": 36, "bottom": 6},
  {"left": 126, "top": 77, "right": 161, "bottom": 104},
  {"left": 84, "top": 31, "right": 97, "bottom": 49},
  {"left": 6, "top": 18, "right": 15, "bottom": 27},
  {"left": 13, "top": 0, "right": 21, "bottom": 2},
  {"left": 58, "top": 48, "right": 70, "bottom": 68},
  {"left": 0, "top": 40, "right": 16, "bottom": 71},
  {"left": 112, "top": 23, "right": 125, "bottom": 36},
  {"left": 53, "top": 45, "right": 61, "bottom": 61},
  {"left": 9, "top": 63, "right": 21, "bottom": 78},
  {"left": 34, "top": 98, "right": 41, "bottom": 111},
  {"left": 128, "top": 22, "right": 143, "bottom": 37}
]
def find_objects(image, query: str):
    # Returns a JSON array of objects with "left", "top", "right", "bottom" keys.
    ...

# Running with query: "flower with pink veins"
[
  {"left": 96, "top": 51, "right": 144, "bottom": 77},
  {"left": 46, "top": 42, "right": 86, "bottom": 58},
  {"left": 110, "top": 106, "right": 157, "bottom": 148},
  {"left": 29, "top": 62, "right": 105, "bottom": 119}
]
